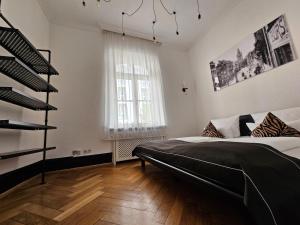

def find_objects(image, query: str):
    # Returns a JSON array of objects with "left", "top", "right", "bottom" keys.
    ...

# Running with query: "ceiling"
[{"left": 38, "top": 0, "right": 241, "bottom": 49}]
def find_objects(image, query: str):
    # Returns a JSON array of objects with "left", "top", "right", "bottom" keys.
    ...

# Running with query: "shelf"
[
  {"left": 0, "top": 27, "right": 59, "bottom": 75},
  {"left": 0, "top": 147, "right": 56, "bottom": 160},
  {"left": 0, "top": 87, "right": 57, "bottom": 110},
  {"left": 0, "top": 14, "right": 58, "bottom": 184},
  {"left": 0, "top": 120, "right": 56, "bottom": 130},
  {"left": 0, "top": 56, "right": 58, "bottom": 92}
]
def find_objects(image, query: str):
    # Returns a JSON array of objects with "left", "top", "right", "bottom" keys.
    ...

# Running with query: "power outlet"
[
  {"left": 83, "top": 149, "right": 92, "bottom": 155},
  {"left": 72, "top": 150, "right": 81, "bottom": 157}
]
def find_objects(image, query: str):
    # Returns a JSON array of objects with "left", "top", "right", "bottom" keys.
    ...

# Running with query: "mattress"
[
  {"left": 133, "top": 139, "right": 246, "bottom": 194},
  {"left": 174, "top": 136, "right": 300, "bottom": 159},
  {"left": 133, "top": 137, "right": 300, "bottom": 194},
  {"left": 133, "top": 137, "right": 300, "bottom": 225}
]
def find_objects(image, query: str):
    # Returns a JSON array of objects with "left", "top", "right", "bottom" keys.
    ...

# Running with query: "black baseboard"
[
  {"left": 0, "top": 160, "right": 42, "bottom": 194},
  {"left": 0, "top": 153, "right": 112, "bottom": 194},
  {"left": 45, "top": 153, "right": 112, "bottom": 171}
]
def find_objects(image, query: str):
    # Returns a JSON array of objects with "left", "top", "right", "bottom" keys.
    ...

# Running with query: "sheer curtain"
[{"left": 104, "top": 31, "right": 167, "bottom": 140}]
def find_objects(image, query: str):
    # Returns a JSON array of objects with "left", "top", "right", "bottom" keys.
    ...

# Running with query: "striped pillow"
[
  {"left": 202, "top": 122, "right": 224, "bottom": 138},
  {"left": 252, "top": 112, "right": 300, "bottom": 137}
]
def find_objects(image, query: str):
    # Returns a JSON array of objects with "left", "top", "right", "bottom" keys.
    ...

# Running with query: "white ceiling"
[{"left": 38, "top": 0, "right": 241, "bottom": 49}]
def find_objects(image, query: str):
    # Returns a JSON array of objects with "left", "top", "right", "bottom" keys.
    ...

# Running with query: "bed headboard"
[{"left": 239, "top": 115, "right": 254, "bottom": 136}]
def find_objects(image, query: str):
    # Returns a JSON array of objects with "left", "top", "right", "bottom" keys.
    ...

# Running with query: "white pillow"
[
  {"left": 211, "top": 116, "right": 240, "bottom": 138},
  {"left": 251, "top": 107, "right": 300, "bottom": 124},
  {"left": 246, "top": 120, "right": 300, "bottom": 133},
  {"left": 251, "top": 112, "right": 267, "bottom": 124},
  {"left": 246, "top": 123, "right": 257, "bottom": 132},
  {"left": 287, "top": 120, "right": 300, "bottom": 131}
]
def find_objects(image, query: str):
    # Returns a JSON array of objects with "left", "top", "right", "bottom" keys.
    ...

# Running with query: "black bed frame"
[
  {"left": 136, "top": 152, "right": 244, "bottom": 200},
  {"left": 134, "top": 115, "right": 257, "bottom": 201}
]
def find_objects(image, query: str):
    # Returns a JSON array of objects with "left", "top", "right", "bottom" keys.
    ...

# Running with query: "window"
[
  {"left": 116, "top": 64, "right": 153, "bottom": 127},
  {"left": 104, "top": 31, "right": 166, "bottom": 139}
]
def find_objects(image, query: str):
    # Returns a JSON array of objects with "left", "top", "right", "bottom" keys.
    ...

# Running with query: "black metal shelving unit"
[
  {"left": 0, "top": 147, "right": 56, "bottom": 160},
  {"left": 0, "top": 27, "right": 59, "bottom": 75},
  {"left": 0, "top": 120, "right": 56, "bottom": 130},
  {"left": 0, "top": 87, "right": 57, "bottom": 110},
  {"left": 0, "top": 56, "right": 58, "bottom": 92},
  {"left": 0, "top": 3, "right": 59, "bottom": 184}
]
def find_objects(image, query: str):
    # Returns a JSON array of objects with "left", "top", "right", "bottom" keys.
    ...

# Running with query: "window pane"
[
  {"left": 138, "top": 101, "right": 152, "bottom": 125},
  {"left": 118, "top": 102, "right": 134, "bottom": 125},
  {"left": 115, "top": 63, "right": 155, "bottom": 127},
  {"left": 116, "top": 63, "right": 133, "bottom": 74},
  {"left": 137, "top": 80, "right": 151, "bottom": 101},
  {"left": 117, "top": 79, "right": 133, "bottom": 101},
  {"left": 134, "top": 65, "right": 148, "bottom": 75}
]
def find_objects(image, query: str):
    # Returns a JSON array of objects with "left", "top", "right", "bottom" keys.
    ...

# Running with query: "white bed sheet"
[{"left": 174, "top": 136, "right": 300, "bottom": 159}]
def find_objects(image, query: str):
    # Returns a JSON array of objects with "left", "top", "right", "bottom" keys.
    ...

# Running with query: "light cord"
[
  {"left": 122, "top": 12, "right": 125, "bottom": 36},
  {"left": 159, "top": 0, "right": 173, "bottom": 15},
  {"left": 159, "top": 0, "right": 179, "bottom": 35},
  {"left": 82, "top": 0, "right": 202, "bottom": 40},
  {"left": 122, "top": 0, "right": 144, "bottom": 36},
  {"left": 174, "top": 11, "right": 179, "bottom": 35},
  {"left": 152, "top": 0, "right": 157, "bottom": 40},
  {"left": 196, "top": 0, "right": 201, "bottom": 19},
  {"left": 83, "top": 0, "right": 111, "bottom": 7},
  {"left": 123, "top": 0, "right": 144, "bottom": 16}
]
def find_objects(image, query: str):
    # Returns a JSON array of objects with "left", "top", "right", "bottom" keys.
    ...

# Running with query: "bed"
[{"left": 132, "top": 109, "right": 300, "bottom": 225}]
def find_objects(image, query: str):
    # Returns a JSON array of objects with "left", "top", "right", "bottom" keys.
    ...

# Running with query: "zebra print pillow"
[
  {"left": 202, "top": 122, "right": 224, "bottom": 138},
  {"left": 252, "top": 112, "right": 300, "bottom": 137}
]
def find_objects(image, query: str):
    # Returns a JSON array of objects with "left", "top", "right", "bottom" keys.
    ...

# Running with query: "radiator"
[{"left": 113, "top": 136, "right": 165, "bottom": 165}]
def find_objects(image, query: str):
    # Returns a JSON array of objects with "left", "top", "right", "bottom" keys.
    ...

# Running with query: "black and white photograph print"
[{"left": 210, "top": 15, "right": 297, "bottom": 91}]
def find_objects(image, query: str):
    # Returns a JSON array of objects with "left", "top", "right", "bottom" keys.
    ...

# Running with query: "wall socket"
[
  {"left": 72, "top": 150, "right": 81, "bottom": 157},
  {"left": 83, "top": 149, "right": 92, "bottom": 154},
  {"left": 72, "top": 149, "right": 92, "bottom": 157}
]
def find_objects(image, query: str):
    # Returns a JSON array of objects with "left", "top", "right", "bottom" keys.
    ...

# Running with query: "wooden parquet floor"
[{"left": 0, "top": 161, "right": 254, "bottom": 225}]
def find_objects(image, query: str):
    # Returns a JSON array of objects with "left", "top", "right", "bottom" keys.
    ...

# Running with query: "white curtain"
[{"left": 104, "top": 31, "right": 167, "bottom": 140}]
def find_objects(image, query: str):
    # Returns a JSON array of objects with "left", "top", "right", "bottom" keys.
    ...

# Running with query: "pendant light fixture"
[{"left": 82, "top": 0, "right": 201, "bottom": 41}]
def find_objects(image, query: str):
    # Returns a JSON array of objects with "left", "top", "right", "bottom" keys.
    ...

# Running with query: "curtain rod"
[{"left": 102, "top": 29, "right": 162, "bottom": 45}]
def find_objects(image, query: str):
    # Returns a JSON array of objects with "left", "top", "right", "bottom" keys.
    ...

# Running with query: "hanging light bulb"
[{"left": 82, "top": 0, "right": 86, "bottom": 7}]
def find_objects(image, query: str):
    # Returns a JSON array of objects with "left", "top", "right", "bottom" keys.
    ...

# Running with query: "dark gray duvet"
[{"left": 133, "top": 140, "right": 300, "bottom": 225}]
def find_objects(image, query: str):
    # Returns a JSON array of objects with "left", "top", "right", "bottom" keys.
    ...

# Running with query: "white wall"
[
  {"left": 159, "top": 45, "right": 198, "bottom": 138},
  {"left": 47, "top": 24, "right": 198, "bottom": 159},
  {"left": 0, "top": 0, "right": 51, "bottom": 174},
  {"left": 47, "top": 24, "right": 111, "bottom": 158},
  {"left": 189, "top": 0, "right": 300, "bottom": 131}
]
